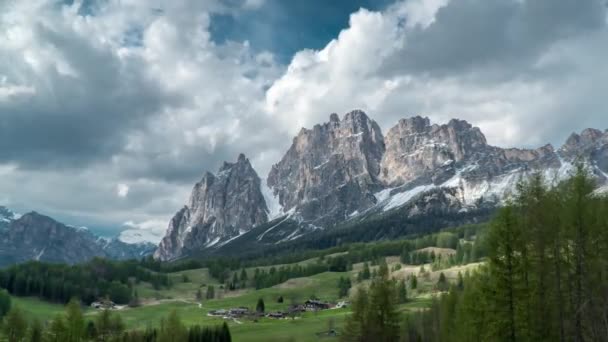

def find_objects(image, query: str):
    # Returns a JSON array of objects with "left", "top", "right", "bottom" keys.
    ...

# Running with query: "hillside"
[{"left": 0, "top": 222, "right": 485, "bottom": 341}]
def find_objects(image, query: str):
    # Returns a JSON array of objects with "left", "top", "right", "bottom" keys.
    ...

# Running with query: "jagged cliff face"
[
  {"left": 267, "top": 110, "right": 385, "bottom": 224},
  {"left": 560, "top": 128, "right": 608, "bottom": 176},
  {"left": 380, "top": 117, "right": 488, "bottom": 186},
  {"left": 153, "top": 110, "right": 608, "bottom": 258},
  {"left": 154, "top": 154, "right": 268, "bottom": 261}
]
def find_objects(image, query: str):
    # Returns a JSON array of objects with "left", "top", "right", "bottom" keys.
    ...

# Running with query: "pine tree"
[
  {"left": 340, "top": 287, "right": 369, "bottom": 342},
  {"left": 231, "top": 272, "right": 239, "bottom": 290},
  {"left": 220, "top": 322, "right": 232, "bottom": 342},
  {"left": 65, "top": 298, "right": 85, "bottom": 342},
  {"left": 398, "top": 279, "right": 408, "bottom": 303},
  {"left": 0, "top": 289, "right": 10, "bottom": 319},
  {"left": 28, "top": 318, "right": 43, "bottom": 342},
  {"left": 341, "top": 266, "right": 400, "bottom": 341},
  {"left": 160, "top": 310, "right": 186, "bottom": 342},
  {"left": 95, "top": 309, "right": 113, "bottom": 341},
  {"left": 206, "top": 285, "right": 215, "bottom": 300},
  {"left": 47, "top": 315, "right": 67, "bottom": 342},
  {"left": 436, "top": 272, "right": 449, "bottom": 292},
  {"left": 487, "top": 205, "right": 526, "bottom": 342},
  {"left": 2, "top": 306, "right": 27, "bottom": 342},
  {"left": 362, "top": 262, "right": 371, "bottom": 280},
  {"left": 256, "top": 298, "right": 265, "bottom": 313},
  {"left": 410, "top": 275, "right": 418, "bottom": 290}
]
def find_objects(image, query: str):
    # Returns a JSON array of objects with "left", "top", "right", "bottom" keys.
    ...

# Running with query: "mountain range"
[
  {"left": 2, "top": 110, "right": 606, "bottom": 265},
  {"left": 0, "top": 207, "right": 156, "bottom": 267},
  {"left": 154, "top": 110, "right": 608, "bottom": 261}
]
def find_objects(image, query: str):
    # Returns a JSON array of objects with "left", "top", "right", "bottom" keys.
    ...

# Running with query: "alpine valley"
[{"left": 154, "top": 110, "right": 608, "bottom": 261}]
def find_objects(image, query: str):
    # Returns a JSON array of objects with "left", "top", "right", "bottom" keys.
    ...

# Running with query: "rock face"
[
  {"left": 0, "top": 211, "right": 156, "bottom": 267},
  {"left": 380, "top": 117, "right": 488, "bottom": 186},
  {"left": 560, "top": 128, "right": 608, "bottom": 176},
  {"left": 267, "top": 110, "right": 385, "bottom": 224},
  {"left": 154, "top": 110, "right": 608, "bottom": 258},
  {"left": 376, "top": 116, "right": 569, "bottom": 207},
  {"left": 154, "top": 154, "right": 268, "bottom": 261}
]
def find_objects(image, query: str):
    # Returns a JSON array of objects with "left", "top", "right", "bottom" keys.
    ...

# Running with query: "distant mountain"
[
  {"left": 0, "top": 206, "right": 18, "bottom": 230},
  {"left": 155, "top": 110, "right": 608, "bottom": 260},
  {"left": 0, "top": 210, "right": 156, "bottom": 268}
]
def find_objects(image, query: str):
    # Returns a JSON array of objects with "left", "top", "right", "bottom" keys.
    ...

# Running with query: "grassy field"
[
  {"left": 9, "top": 296, "right": 71, "bottom": 322},
  {"left": 7, "top": 255, "right": 476, "bottom": 341}
]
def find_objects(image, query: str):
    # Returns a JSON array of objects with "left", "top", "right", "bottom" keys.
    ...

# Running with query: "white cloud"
[
  {"left": 119, "top": 219, "right": 167, "bottom": 243},
  {"left": 0, "top": 0, "right": 607, "bottom": 241},
  {"left": 116, "top": 183, "right": 130, "bottom": 198}
]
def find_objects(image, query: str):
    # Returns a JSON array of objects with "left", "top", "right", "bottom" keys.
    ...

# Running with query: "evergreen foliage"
[
  {"left": 402, "top": 169, "right": 608, "bottom": 341},
  {"left": 0, "top": 258, "right": 169, "bottom": 304}
]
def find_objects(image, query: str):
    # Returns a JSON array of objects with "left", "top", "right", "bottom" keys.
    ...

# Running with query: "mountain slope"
[
  {"left": 155, "top": 110, "right": 608, "bottom": 259},
  {"left": 154, "top": 154, "right": 269, "bottom": 261},
  {"left": 267, "top": 110, "right": 385, "bottom": 225},
  {"left": 0, "top": 211, "right": 156, "bottom": 267}
]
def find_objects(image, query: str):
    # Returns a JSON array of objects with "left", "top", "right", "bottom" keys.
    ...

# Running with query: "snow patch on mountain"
[
  {"left": 382, "top": 185, "right": 436, "bottom": 212},
  {"left": 261, "top": 182, "right": 284, "bottom": 220}
]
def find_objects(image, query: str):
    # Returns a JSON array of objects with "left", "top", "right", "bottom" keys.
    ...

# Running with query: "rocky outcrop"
[
  {"left": 377, "top": 116, "right": 569, "bottom": 209},
  {"left": 267, "top": 110, "right": 385, "bottom": 224},
  {"left": 154, "top": 154, "right": 268, "bottom": 261},
  {"left": 560, "top": 128, "right": 608, "bottom": 176},
  {"left": 380, "top": 117, "right": 488, "bottom": 186},
  {"left": 154, "top": 111, "right": 608, "bottom": 258}
]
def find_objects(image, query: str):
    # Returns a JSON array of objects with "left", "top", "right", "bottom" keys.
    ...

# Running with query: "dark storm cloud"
[
  {"left": 0, "top": 22, "right": 173, "bottom": 169},
  {"left": 382, "top": 0, "right": 606, "bottom": 76}
]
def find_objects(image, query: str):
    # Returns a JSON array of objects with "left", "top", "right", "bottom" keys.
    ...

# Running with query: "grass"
[
  {"left": 6, "top": 255, "right": 476, "bottom": 341},
  {"left": 10, "top": 296, "right": 84, "bottom": 322}
]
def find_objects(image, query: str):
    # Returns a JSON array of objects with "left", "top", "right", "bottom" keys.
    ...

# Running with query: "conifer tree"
[
  {"left": 256, "top": 298, "right": 265, "bottom": 313},
  {"left": 46, "top": 314, "right": 68, "bottom": 342},
  {"left": 65, "top": 298, "right": 85, "bottom": 342},
  {"left": 28, "top": 318, "right": 43, "bottom": 342},
  {"left": 2, "top": 306, "right": 27, "bottom": 342},
  {"left": 398, "top": 279, "right": 408, "bottom": 303}
]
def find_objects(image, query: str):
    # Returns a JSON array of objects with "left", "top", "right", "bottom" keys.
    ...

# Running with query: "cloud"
[
  {"left": 1, "top": 0, "right": 607, "bottom": 239},
  {"left": 116, "top": 184, "right": 129, "bottom": 198},
  {"left": 265, "top": 0, "right": 608, "bottom": 147}
]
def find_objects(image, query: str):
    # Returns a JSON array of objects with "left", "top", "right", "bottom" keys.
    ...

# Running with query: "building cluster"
[
  {"left": 90, "top": 300, "right": 116, "bottom": 310},
  {"left": 207, "top": 299, "right": 349, "bottom": 320}
]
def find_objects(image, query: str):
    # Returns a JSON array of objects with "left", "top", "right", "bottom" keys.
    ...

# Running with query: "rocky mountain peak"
[
  {"left": 395, "top": 116, "right": 431, "bottom": 134},
  {"left": 267, "top": 110, "right": 385, "bottom": 224},
  {"left": 380, "top": 117, "right": 488, "bottom": 186},
  {"left": 0, "top": 209, "right": 156, "bottom": 267},
  {"left": 329, "top": 113, "right": 340, "bottom": 123},
  {"left": 155, "top": 153, "right": 268, "bottom": 261}
]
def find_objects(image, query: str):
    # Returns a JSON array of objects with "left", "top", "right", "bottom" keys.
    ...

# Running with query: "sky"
[{"left": 1, "top": 0, "right": 607, "bottom": 242}]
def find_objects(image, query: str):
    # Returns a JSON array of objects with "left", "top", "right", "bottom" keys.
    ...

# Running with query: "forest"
[
  {"left": 0, "top": 258, "right": 170, "bottom": 305},
  {"left": 342, "top": 166, "right": 608, "bottom": 341}
]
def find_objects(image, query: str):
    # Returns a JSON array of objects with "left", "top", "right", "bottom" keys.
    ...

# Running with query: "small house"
[
  {"left": 266, "top": 312, "right": 285, "bottom": 319},
  {"left": 304, "top": 299, "right": 330, "bottom": 310}
]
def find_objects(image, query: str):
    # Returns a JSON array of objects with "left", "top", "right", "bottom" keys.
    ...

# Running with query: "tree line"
[
  {"left": 0, "top": 258, "right": 170, "bottom": 305},
  {"left": 401, "top": 168, "right": 608, "bottom": 341},
  {"left": 0, "top": 298, "right": 231, "bottom": 342}
]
